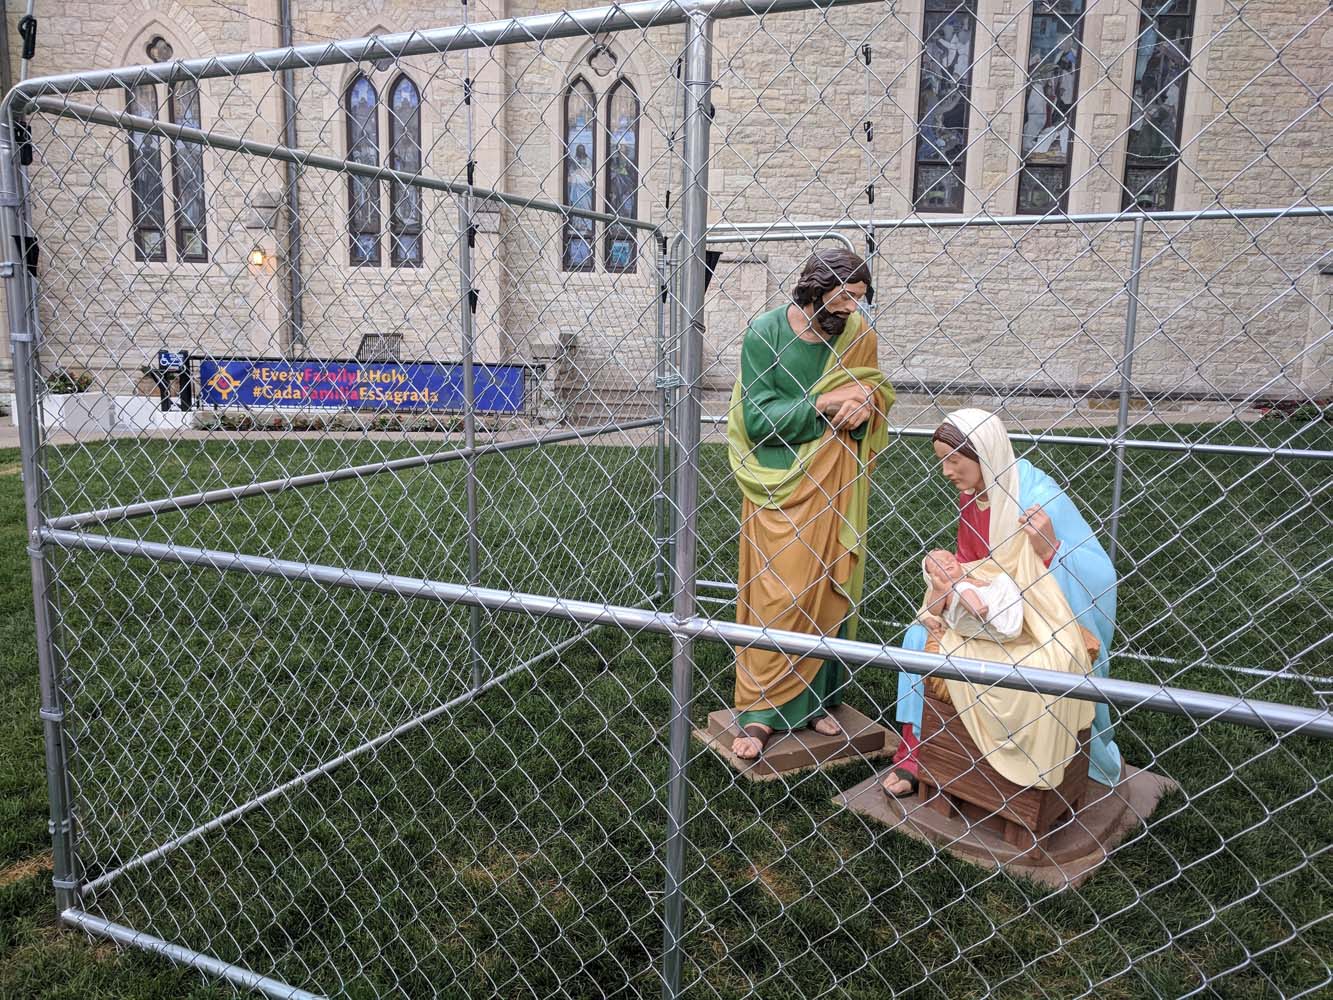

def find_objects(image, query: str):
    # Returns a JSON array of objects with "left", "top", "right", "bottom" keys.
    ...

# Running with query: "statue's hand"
[
  {"left": 830, "top": 396, "right": 874, "bottom": 430},
  {"left": 1018, "top": 504, "right": 1058, "bottom": 564},
  {"left": 959, "top": 588, "right": 989, "bottom": 621},
  {"left": 816, "top": 382, "right": 869, "bottom": 413},
  {"left": 819, "top": 382, "right": 875, "bottom": 429}
]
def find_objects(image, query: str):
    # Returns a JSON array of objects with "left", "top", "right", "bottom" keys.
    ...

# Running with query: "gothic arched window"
[
  {"left": 912, "top": 0, "right": 978, "bottom": 213},
  {"left": 346, "top": 74, "right": 381, "bottom": 266},
  {"left": 127, "top": 82, "right": 167, "bottom": 261},
  {"left": 127, "top": 35, "right": 208, "bottom": 262},
  {"left": 1122, "top": 0, "right": 1195, "bottom": 210},
  {"left": 1016, "top": 0, "right": 1086, "bottom": 214},
  {"left": 168, "top": 78, "right": 208, "bottom": 260},
  {"left": 562, "top": 78, "right": 597, "bottom": 272},
  {"left": 603, "top": 79, "right": 639, "bottom": 273},
  {"left": 387, "top": 74, "right": 423, "bottom": 268}
]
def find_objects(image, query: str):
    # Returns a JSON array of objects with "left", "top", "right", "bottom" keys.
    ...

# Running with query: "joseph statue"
[{"left": 726, "top": 250, "right": 894, "bottom": 760}]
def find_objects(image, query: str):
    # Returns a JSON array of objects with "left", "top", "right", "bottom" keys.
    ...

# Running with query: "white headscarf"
[{"left": 941, "top": 407, "right": 1024, "bottom": 564}]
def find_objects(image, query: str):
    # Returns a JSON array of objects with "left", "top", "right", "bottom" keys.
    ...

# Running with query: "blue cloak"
[{"left": 894, "top": 458, "right": 1123, "bottom": 787}]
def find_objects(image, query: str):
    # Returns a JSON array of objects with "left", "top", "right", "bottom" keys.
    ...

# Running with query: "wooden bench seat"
[{"left": 918, "top": 694, "right": 1091, "bottom": 857}]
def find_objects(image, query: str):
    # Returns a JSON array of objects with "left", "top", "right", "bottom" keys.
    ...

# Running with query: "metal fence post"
[
  {"left": 660, "top": 12, "right": 713, "bottom": 1000},
  {"left": 0, "top": 110, "right": 78, "bottom": 913},
  {"left": 459, "top": 195, "right": 482, "bottom": 689},
  {"left": 666, "top": 237, "right": 682, "bottom": 587},
  {"left": 277, "top": 0, "right": 305, "bottom": 355},
  {"left": 460, "top": 3, "right": 483, "bottom": 689},
  {"left": 1109, "top": 214, "right": 1146, "bottom": 563},
  {"left": 655, "top": 233, "right": 670, "bottom": 603}
]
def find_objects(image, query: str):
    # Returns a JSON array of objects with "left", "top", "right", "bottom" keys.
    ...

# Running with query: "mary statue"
[{"left": 882, "top": 409, "right": 1123, "bottom": 798}]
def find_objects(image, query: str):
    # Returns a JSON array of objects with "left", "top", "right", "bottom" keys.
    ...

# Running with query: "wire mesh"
[{"left": 5, "top": 1, "right": 1330, "bottom": 998}]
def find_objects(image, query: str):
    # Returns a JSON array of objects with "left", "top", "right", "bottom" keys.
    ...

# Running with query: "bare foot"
[
  {"left": 732, "top": 724, "right": 771, "bottom": 760},
  {"left": 810, "top": 715, "right": 842, "bottom": 737},
  {"left": 881, "top": 767, "right": 918, "bottom": 797}
]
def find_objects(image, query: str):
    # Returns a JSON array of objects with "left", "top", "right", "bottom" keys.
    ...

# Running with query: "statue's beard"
[{"left": 813, "top": 305, "right": 848, "bottom": 338}]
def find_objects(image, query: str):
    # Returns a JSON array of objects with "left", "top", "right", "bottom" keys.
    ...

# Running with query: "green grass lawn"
[{"left": 1, "top": 422, "right": 1330, "bottom": 999}]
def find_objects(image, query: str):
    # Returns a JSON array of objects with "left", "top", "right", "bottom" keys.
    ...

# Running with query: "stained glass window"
[
  {"left": 1123, "top": 0, "right": 1194, "bottom": 210},
  {"left": 1017, "top": 1, "right": 1085, "bottom": 214},
  {"left": 388, "top": 75, "right": 423, "bottom": 268},
  {"left": 346, "top": 75, "right": 381, "bottom": 266},
  {"left": 127, "top": 37, "right": 210, "bottom": 263},
  {"left": 562, "top": 79, "right": 597, "bottom": 272},
  {"left": 913, "top": 0, "right": 977, "bottom": 213},
  {"left": 168, "top": 80, "right": 208, "bottom": 261},
  {"left": 603, "top": 80, "right": 639, "bottom": 273},
  {"left": 127, "top": 83, "right": 167, "bottom": 262}
]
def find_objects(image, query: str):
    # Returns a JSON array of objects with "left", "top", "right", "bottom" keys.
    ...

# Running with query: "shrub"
[
  {"left": 1258, "top": 398, "right": 1331, "bottom": 422},
  {"left": 46, "top": 368, "right": 94, "bottom": 394}
]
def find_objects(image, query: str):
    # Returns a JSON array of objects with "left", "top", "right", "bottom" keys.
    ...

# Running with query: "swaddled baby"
[{"left": 920, "top": 548, "right": 1023, "bottom": 643}]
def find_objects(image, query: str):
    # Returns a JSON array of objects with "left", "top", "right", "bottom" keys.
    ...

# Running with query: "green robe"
[
  {"left": 736, "top": 306, "right": 863, "bottom": 731},
  {"left": 740, "top": 307, "right": 867, "bottom": 471}
]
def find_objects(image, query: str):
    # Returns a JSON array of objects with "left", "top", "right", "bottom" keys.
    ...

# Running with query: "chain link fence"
[{"left": 4, "top": 0, "right": 1330, "bottom": 997}]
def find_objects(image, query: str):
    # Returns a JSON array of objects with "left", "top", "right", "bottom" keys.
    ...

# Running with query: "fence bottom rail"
[{"left": 61, "top": 909, "right": 326, "bottom": 1000}]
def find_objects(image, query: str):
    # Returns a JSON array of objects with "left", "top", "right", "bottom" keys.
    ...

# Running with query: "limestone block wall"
[
  {"left": 6, "top": 0, "right": 1329, "bottom": 415},
  {"left": 691, "top": 0, "right": 1331, "bottom": 409},
  {"left": 15, "top": 0, "right": 287, "bottom": 392}
]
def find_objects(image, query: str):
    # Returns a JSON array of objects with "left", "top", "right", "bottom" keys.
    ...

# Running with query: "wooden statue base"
[
  {"left": 917, "top": 694, "right": 1093, "bottom": 853},
  {"left": 834, "top": 763, "right": 1178, "bottom": 888},
  {"left": 692, "top": 704, "right": 896, "bottom": 781}
]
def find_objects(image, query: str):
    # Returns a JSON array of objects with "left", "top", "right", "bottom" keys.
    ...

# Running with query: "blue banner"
[{"left": 198, "top": 359, "right": 526, "bottom": 413}]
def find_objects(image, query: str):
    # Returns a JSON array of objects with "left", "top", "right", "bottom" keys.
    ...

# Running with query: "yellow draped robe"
[
  {"left": 916, "top": 407, "right": 1099, "bottom": 788},
  {"left": 728, "top": 313, "right": 893, "bottom": 718}
]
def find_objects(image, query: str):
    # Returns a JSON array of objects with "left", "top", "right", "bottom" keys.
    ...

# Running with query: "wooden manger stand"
[
  {"left": 835, "top": 633, "right": 1180, "bottom": 888},
  {"left": 918, "top": 686, "right": 1090, "bottom": 860}
]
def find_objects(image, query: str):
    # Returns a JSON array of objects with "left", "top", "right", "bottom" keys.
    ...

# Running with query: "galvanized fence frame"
[{"left": 3, "top": 1, "right": 1330, "bottom": 997}]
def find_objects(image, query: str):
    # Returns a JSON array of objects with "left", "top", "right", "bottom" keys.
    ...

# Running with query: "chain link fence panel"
[{"left": 4, "top": 1, "right": 1329, "bottom": 998}]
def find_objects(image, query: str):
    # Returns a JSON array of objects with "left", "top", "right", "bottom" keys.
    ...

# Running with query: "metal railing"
[{"left": 5, "top": 1, "right": 1330, "bottom": 997}]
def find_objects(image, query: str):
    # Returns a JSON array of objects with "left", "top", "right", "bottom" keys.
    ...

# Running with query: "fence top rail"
[
  {"left": 699, "top": 417, "right": 1333, "bottom": 461},
  {"left": 5, "top": 0, "right": 879, "bottom": 107},
  {"left": 706, "top": 204, "right": 1333, "bottom": 236},
  {"left": 888, "top": 427, "right": 1333, "bottom": 463}
]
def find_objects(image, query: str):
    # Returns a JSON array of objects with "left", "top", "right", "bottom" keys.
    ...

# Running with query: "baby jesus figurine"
[
  {"left": 921, "top": 548, "right": 1024, "bottom": 644},
  {"left": 918, "top": 548, "right": 1102, "bottom": 707}
]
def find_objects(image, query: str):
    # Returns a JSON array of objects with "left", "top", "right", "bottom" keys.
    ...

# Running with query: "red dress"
[
  {"left": 957, "top": 491, "right": 1055, "bottom": 566},
  {"left": 956, "top": 492, "right": 990, "bottom": 562}
]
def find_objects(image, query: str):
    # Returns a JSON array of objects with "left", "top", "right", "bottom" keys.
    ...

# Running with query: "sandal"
[
  {"left": 881, "top": 766, "right": 919, "bottom": 799},
  {"left": 807, "top": 715, "right": 843, "bottom": 738},
  {"left": 733, "top": 723, "right": 772, "bottom": 761}
]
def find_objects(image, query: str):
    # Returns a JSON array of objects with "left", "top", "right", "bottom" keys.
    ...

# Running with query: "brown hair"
[
  {"left": 931, "top": 421, "right": 980, "bottom": 463},
  {"left": 791, "top": 249, "right": 874, "bottom": 307}
]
